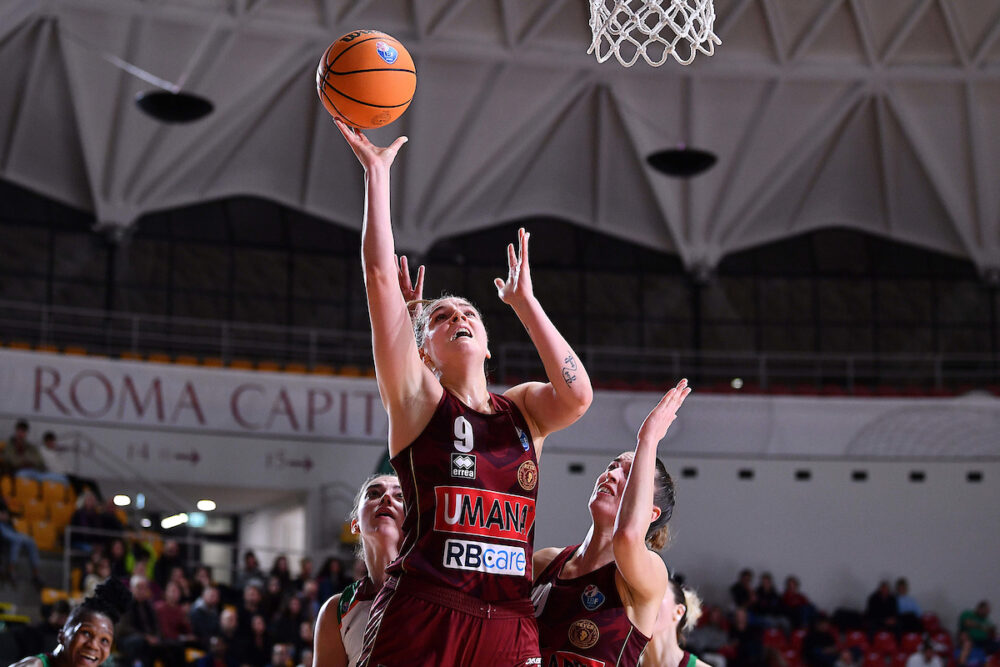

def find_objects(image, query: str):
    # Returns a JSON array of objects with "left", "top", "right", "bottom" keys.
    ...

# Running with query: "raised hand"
[
  {"left": 494, "top": 228, "right": 533, "bottom": 307},
  {"left": 637, "top": 379, "right": 691, "bottom": 444},
  {"left": 334, "top": 118, "right": 408, "bottom": 172},
  {"left": 396, "top": 254, "right": 425, "bottom": 317}
]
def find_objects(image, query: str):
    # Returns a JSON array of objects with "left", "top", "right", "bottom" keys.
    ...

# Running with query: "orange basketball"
[{"left": 316, "top": 30, "right": 416, "bottom": 129}]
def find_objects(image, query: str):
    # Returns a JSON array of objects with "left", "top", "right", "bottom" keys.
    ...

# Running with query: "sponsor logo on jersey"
[
  {"left": 443, "top": 538, "right": 526, "bottom": 576},
  {"left": 517, "top": 460, "right": 538, "bottom": 491},
  {"left": 516, "top": 426, "right": 532, "bottom": 452},
  {"left": 581, "top": 584, "right": 606, "bottom": 611},
  {"left": 451, "top": 453, "right": 477, "bottom": 479},
  {"left": 525, "top": 658, "right": 542, "bottom": 666},
  {"left": 547, "top": 652, "right": 606, "bottom": 667},
  {"left": 434, "top": 486, "right": 535, "bottom": 542},
  {"left": 568, "top": 619, "right": 600, "bottom": 650},
  {"left": 375, "top": 40, "right": 398, "bottom": 64}
]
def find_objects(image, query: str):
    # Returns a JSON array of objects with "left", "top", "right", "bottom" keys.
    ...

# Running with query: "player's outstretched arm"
[
  {"left": 613, "top": 380, "right": 690, "bottom": 605},
  {"left": 335, "top": 121, "right": 439, "bottom": 453},
  {"left": 499, "top": 228, "right": 593, "bottom": 449}
]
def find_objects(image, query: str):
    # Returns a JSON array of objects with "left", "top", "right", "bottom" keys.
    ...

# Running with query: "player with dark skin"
[{"left": 9, "top": 578, "right": 132, "bottom": 667}]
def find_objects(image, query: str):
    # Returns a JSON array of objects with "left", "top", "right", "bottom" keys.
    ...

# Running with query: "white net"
[{"left": 588, "top": 0, "right": 721, "bottom": 67}]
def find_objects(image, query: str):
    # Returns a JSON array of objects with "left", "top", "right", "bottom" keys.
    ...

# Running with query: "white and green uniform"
[{"left": 337, "top": 577, "right": 377, "bottom": 667}]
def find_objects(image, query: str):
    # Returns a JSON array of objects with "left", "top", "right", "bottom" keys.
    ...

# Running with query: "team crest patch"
[
  {"left": 581, "top": 584, "right": 606, "bottom": 611},
  {"left": 517, "top": 460, "right": 538, "bottom": 491},
  {"left": 375, "top": 40, "right": 398, "bottom": 64},
  {"left": 451, "top": 453, "right": 476, "bottom": 479},
  {"left": 568, "top": 619, "right": 600, "bottom": 650}
]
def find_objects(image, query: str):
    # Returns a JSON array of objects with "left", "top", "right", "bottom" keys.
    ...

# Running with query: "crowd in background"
[{"left": 682, "top": 569, "right": 997, "bottom": 667}]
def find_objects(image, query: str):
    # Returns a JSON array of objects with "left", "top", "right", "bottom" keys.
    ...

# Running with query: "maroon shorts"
[{"left": 357, "top": 575, "right": 541, "bottom": 667}]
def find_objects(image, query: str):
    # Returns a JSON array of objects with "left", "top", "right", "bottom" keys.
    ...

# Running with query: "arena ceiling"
[{"left": 2, "top": 0, "right": 1000, "bottom": 277}]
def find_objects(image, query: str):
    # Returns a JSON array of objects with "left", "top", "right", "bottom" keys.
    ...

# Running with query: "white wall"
[
  {"left": 240, "top": 502, "right": 308, "bottom": 571},
  {"left": 534, "top": 451, "right": 1000, "bottom": 634}
]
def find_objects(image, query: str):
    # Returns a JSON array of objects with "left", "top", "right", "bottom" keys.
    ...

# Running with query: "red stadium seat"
[
  {"left": 873, "top": 631, "right": 898, "bottom": 656},
  {"left": 900, "top": 633, "right": 923, "bottom": 654},
  {"left": 783, "top": 648, "right": 802, "bottom": 667},
  {"left": 791, "top": 629, "right": 808, "bottom": 651},
  {"left": 922, "top": 613, "right": 942, "bottom": 633},
  {"left": 862, "top": 651, "right": 886, "bottom": 667},
  {"left": 891, "top": 653, "right": 909, "bottom": 667},
  {"left": 763, "top": 628, "right": 787, "bottom": 650},
  {"left": 845, "top": 631, "right": 870, "bottom": 652}
]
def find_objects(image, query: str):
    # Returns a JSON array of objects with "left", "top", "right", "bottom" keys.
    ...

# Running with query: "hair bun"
[{"left": 88, "top": 576, "right": 133, "bottom": 623}]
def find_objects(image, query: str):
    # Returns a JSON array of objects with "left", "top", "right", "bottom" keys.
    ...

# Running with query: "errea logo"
[{"left": 451, "top": 453, "right": 476, "bottom": 479}]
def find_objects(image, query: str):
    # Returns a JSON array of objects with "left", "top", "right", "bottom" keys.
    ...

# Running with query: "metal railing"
[{"left": 2, "top": 299, "right": 998, "bottom": 391}]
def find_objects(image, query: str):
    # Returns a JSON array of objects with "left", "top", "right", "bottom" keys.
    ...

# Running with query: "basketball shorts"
[{"left": 357, "top": 575, "right": 541, "bottom": 667}]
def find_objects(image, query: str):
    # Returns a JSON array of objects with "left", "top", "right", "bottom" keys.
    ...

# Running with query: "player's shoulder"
[
  {"left": 532, "top": 546, "right": 563, "bottom": 579},
  {"left": 9, "top": 657, "right": 45, "bottom": 667}
]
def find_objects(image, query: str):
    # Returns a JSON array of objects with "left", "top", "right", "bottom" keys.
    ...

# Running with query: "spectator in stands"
[
  {"left": 236, "top": 549, "right": 265, "bottom": 590},
  {"left": 782, "top": 575, "right": 816, "bottom": 628},
  {"left": 686, "top": 607, "right": 733, "bottom": 667},
  {"left": 803, "top": 615, "right": 840, "bottom": 667},
  {"left": 190, "top": 584, "right": 221, "bottom": 646},
  {"left": 218, "top": 607, "right": 242, "bottom": 665},
  {"left": 292, "top": 557, "right": 313, "bottom": 592},
  {"left": 169, "top": 565, "right": 195, "bottom": 603},
  {"left": 265, "top": 642, "right": 292, "bottom": 667},
  {"left": 269, "top": 554, "right": 292, "bottom": 594},
  {"left": 2, "top": 419, "right": 57, "bottom": 482},
  {"left": 68, "top": 490, "right": 104, "bottom": 552},
  {"left": 752, "top": 572, "right": 788, "bottom": 629},
  {"left": 152, "top": 539, "right": 184, "bottom": 589},
  {"left": 238, "top": 582, "right": 265, "bottom": 636},
  {"left": 865, "top": 580, "right": 898, "bottom": 634},
  {"left": 907, "top": 638, "right": 944, "bottom": 667},
  {"left": 269, "top": 595, "right": 305, "bottom": 646},
  {"left": 155, "top": 580, "right": 195, "bottom": 642},
  {"left": 117, "top": 574, "right": 164, "bottom": 667},
  {"left": 234, "top": 613, "right": 272, "bottom": 667},
  {"left": 261, "top": 575, "right": 286, "bottom": 621},
  {"left": 14, "top": 599, "right": 72, "bottom": 657},
  {"left": 729, "top": 606, "right": 764, "bottom": 667},
  {"left": 959, "top": 601, "right": 997, "bottom": 653},
  {"left": 107, "top": 537, "right": 129, "bottom": 580},
  {"left": 315, "top": 556, "right": 347, "bottom": 601},
  {"left": 730, "top": 569, "right": 756, "bottom": 611},
  {"left": 296, "top": 648, "right": 313, "bottom": 667},
  {"left": 82, "top": 557, "right": 112, "bottom": 598},
  {"left": 294, "top": 620, "right": 313, "bottom": 665},
  {"left": 299, "top": 578, "right": 321, "bottom": 622},
  {"left": 895, "top": 578, "right": 922, "bottom": 633},
  {"left": 0, "top": 494, "right": 44, "bottom": 588},
  {"left": 190, "top": 564, "right": 214, "bottom": 601},
  {"left": 193, "top": 634, "right": 231, "bottom": 667}
]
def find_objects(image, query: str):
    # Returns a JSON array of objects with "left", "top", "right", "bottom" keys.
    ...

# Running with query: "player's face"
[
  {"left": 59, "top": 613, "right": 114, "bottom": 667},
  {"left": 589, "top": 452, "right": 634, "bottom": 520},
  {"left": 422, "top": 298, "right": 489, "bottom": 370},
  {"left": 356, "top": 475, "right": 404, "bottom": 539}
]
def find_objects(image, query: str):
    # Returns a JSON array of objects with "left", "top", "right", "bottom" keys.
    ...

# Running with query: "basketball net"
[{"left": 588, "top": 0, "right": 721, "bottom": 67}]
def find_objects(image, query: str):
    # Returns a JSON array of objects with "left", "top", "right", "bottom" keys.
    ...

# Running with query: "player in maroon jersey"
[
  {"left": 335, "top": 121, "right": 594, "bottom": 666},
  {"left": 532, "top": 381, "right": 691, "bottom": 667},
  {"left": 640, "top": 579, "right": 711, "bottom": 667}
]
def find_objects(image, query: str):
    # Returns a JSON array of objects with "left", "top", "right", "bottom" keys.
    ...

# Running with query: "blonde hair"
[
  {"left": 647, "top": 525, "right": 671, "bottom": 551},
  {"left": 411, "top": 294, "right": 484, "bottom": 350},
  {"left": 682, "top": 588, "right": 703, "bottom": 635}
]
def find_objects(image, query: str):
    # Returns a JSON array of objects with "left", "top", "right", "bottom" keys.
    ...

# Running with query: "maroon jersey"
[
  {"left": 532, "top": 545, "right": 650, "bottom": 667},
  {"left": 387, "top": 390, "right": 539, "bottom": 602}
]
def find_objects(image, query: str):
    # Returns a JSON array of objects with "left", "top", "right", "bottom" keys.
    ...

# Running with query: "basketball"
[{"left": 316, "top": 30, "right": 416, "bottom": 130}]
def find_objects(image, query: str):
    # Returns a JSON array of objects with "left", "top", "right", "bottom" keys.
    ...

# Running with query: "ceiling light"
[
  {"left": 140, "top": 518, "right": 152, "bottom": 528},
  {"left": 113, "top": 494, "right": 131, "bottom": 507},
  {"left": 161, "top": 513, "right": 189, "bottom": 529},
  {"left": 731, "top": 378, "right": 744, "bottom": 389},
  {"left": 196, "top": 499, "right": 217, "bottom": 512}
]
